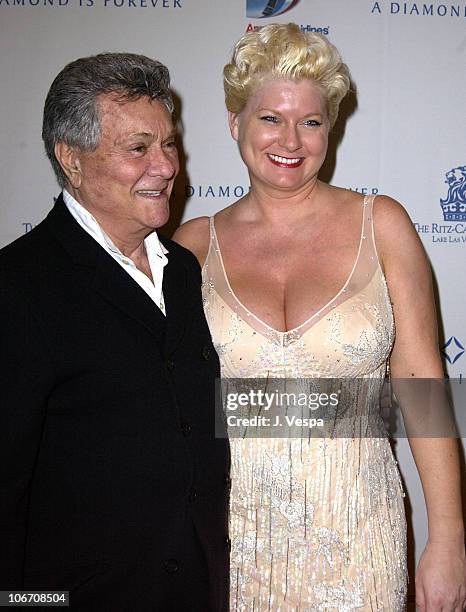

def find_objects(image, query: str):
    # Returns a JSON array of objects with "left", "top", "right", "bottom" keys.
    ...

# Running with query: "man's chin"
[{"left": 147, "top": 207, "right": 170, "bottom": 231}]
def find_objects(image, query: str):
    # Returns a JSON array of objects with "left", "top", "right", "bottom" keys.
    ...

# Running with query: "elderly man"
[{"left": 0, "top": 53, "right": 229, "bottom": 610}]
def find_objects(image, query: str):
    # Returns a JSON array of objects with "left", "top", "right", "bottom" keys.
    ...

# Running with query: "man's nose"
[{"left": 146, "top": 147, "right": 178, "bottom": 179}]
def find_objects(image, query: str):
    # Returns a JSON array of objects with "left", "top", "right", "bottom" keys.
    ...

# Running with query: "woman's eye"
[
  {"left": 164, "top": 140, "right": 177, "bottom": 148},
  {"left": 304, "top": 119, "right": 322, "bottom": 127},
  {"left": 131, "top": 145, "right": 146, "bottom": 153},
  {"left": 260, "top": 115, "right": 278, "bottom": 123}
]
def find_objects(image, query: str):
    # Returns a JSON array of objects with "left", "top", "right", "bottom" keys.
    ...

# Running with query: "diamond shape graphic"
[{"left": 441, "top": 336, "right": 465, "bottom": 364}]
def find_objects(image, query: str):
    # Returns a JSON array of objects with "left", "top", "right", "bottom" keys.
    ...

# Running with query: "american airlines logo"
[{"left": 246, "top": 0, "right": 300, "bottom": 18}]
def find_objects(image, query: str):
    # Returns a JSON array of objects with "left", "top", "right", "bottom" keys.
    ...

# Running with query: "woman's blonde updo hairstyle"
[{"left": 223, "top": 23, "right": 350, "bottom": 128}]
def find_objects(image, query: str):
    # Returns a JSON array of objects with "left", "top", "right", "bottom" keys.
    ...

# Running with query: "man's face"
[{"left": 68, "top": 93, "right": 179, "bottom": 239}]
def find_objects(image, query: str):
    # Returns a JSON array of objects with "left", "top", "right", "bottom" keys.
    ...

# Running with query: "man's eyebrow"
[
  {"left": 125, "top": 131, "right": 152, "bottom": 139},
  {"left": 120, "top": 129, "right": 177, "bottom": 140}
]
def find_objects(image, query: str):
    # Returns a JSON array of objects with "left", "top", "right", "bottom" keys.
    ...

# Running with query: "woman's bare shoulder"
[
  {"left": 372, "top": 194, "right": 423, "bottom": 265},
  {"left": 172, "top": 216, "right": 211, "bottom": 267}
]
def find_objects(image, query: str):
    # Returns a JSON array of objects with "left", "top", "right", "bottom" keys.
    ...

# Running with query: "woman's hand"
[{"left": 416, "top": 539, "right": 466, "bottom": 611}]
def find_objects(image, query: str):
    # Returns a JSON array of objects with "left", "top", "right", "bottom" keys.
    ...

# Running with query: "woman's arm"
[{"left": 374, "top": 195, "right": 466, "bottom": 611}]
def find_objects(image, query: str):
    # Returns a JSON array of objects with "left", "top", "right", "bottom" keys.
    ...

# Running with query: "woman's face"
[{"left": 229, "top": 78, "right": 329, "bottom": 194}]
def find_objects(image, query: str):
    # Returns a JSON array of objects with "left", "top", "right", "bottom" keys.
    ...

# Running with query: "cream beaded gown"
[{"left": 202, "top": 196, "right": 407, "bottom": 611}]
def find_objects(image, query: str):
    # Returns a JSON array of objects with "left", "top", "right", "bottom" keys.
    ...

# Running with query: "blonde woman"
[{"left": 175, "top": 24, "right": 466, "bottom": 611}]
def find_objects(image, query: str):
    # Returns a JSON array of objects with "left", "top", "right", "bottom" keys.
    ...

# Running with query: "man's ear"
[
  {"left": 54, "top": 142, "right": 83, "bottom": 188},
  {"left": 228, "top": 111, "right": 240, "bottom": 142}
]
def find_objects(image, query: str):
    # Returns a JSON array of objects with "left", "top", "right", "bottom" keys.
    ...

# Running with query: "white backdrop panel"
[{"left": 1, "top": 0, "right": 465, "bottom": 586}]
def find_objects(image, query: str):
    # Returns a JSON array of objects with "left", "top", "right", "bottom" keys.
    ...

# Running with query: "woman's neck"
[{"left": 239, "top": 178, "right": 326, "bottom": 225}]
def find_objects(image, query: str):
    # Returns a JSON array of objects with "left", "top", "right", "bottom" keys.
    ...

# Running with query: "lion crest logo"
[{"left": 440, "top": 166, "right": 466, "bottom": 221}]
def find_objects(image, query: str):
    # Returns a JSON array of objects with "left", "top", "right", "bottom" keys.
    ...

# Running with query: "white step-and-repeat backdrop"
[{"left": 1, "top": 0, "right": 465, "bottom": 596}]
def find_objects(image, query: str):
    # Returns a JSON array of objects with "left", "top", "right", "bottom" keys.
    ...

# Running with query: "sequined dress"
[{"left": 202, "top": 195, "right": 407, "bottom": 611}]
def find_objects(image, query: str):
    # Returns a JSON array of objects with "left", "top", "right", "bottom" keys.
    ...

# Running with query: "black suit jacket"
[{"left": 0, "top": 196, "right": 230, "bottom": 611}]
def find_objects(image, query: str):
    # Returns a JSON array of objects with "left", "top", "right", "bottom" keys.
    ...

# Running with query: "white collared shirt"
[{"left": 63, "top": 190, "right": 167, "bottom": 315}]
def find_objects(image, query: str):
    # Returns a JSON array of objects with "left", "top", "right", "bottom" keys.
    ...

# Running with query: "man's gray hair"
[{"left": 42, "top": 52, "right": 174, "bottom": 188}]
